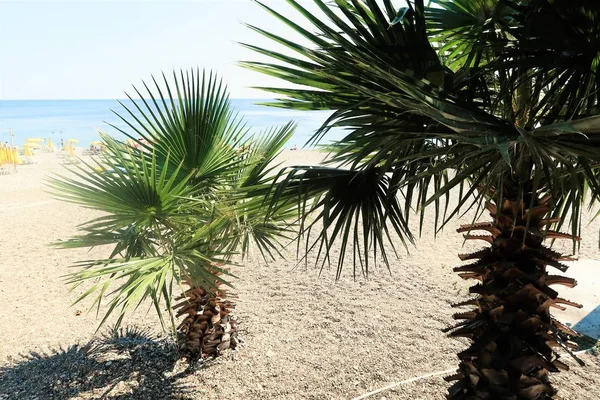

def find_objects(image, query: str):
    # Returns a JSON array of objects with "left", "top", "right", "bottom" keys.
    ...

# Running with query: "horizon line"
[{"left": 0, "top": 97, "right": 277, "bottom": 101}]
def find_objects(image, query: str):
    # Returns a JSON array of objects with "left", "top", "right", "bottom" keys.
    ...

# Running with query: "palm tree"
[
  {"left": 243, "top": 0, "right": 600, "bottom": 398},
  {"left": 49, "top": 69, "right": 297, "bottom": 360}
]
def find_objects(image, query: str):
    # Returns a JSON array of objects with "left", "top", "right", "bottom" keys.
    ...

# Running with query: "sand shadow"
[
  {"left": 574, "top": 304, "right": 600, "bottom": 340},
  {"left": 0, "top": 326, "right": 194, "bottom": 400}
]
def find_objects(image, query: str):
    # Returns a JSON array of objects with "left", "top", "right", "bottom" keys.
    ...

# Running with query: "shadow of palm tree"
[{"left": 0, "top": 326, "right": 195, "bottom": 400}]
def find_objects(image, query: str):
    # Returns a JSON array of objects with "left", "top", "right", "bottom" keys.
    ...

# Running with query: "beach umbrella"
[
  {"left": 47, "top": 138, "right": 55, "bottom": 151},
  {"left": 26, "top": 138, "right": 44, "bottom": 152},
  {"left": 66, "top": 139, "right": 80, "bottom": 144},
  {"left": 8, "top": 148, "right": 18, "bottom": 165},
  {"left": 12, "top": 149, "right": 21, "bottom": 165},
  {"left": 24, "top": 145, "right": 33, "bottom": 157},
  {"left": 67, "top": 145, "right": 75, "bottom": 158}
]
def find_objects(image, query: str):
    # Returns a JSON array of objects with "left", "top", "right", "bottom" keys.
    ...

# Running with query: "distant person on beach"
[
  {"left": 60, "top": 139, "right": 64, "bottom": 150},
  {"left": 290, "top": 145, "right": 298, "bottom": 151}
]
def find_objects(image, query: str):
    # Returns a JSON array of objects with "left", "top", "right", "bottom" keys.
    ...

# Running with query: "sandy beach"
[{"left": 1, "top": 151, "right": 599, "bottom": 399}]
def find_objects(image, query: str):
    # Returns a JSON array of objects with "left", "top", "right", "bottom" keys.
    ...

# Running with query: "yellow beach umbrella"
[
  {"left": 66, "top": 139, "right": 80, "bottom": 144},
  {"left": 12, "top": 149, "right": 21, "bottom": 165},
  {"left": 6, "top": 148, "right": 15, "bottom": 164},
  {"left": 0, "top": 148, "right": 7, "bottom": 164},
  {"left": 90, "top": 141, "right": 103, "bottom": 146},
  {"left": 27, "top": 142, "right": 42, "bottom": 149},
  {"left": 47, "top": 138, "right": 55, "bottom": 151},
  {"left": 24, "top": 145, "right": 33, "bottom": 157},
  {"left": 67, "top": 145, "right": 75, "bottom": 157},
  {"left": 26, "top": 138, "right": 45, "bottom": 143}
]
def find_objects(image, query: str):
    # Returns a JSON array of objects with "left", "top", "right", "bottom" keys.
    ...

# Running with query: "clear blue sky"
[{"left": 0, "top": 0, "right": 320, "bottom": 100}]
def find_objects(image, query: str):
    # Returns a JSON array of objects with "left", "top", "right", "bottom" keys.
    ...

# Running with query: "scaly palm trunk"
[
  {"left": 445, "top": 191, "right": 584, "bottom": 399},
  {"left": 174, "top": 273, "right": 238, "bottom": 360}
]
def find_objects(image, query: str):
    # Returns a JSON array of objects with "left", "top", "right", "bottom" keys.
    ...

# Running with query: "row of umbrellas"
[
  {"left": 22, "top": 138, "right": 81, "bottom": 156},
  {"left": 1, "top": 137, "right": 104, "bottom": 165},
  {"left": 0, "top": 147, "right": 20, "bottom": 165}
]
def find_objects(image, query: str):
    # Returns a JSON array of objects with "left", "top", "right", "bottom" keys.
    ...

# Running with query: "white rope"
[
  {"left": 352, "top": 348, "right": 593, "bottom": 400},
  {"left": 351, "top": 368, "right": 455, "bottom": 400}
]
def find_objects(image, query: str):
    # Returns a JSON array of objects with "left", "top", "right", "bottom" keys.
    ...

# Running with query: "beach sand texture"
[{"left": 1, "top": 151, "right": 599, "bottom": 399}]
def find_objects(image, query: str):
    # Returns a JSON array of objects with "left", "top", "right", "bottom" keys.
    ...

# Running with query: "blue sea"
[{"left": 0, "top": 99, "right": 343, "bottom": 149}]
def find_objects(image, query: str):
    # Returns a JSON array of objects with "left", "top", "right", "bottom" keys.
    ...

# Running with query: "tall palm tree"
[
  {"left": 244, "top": 0, "right": 600, "bottom": 398},
  {"left": 49, "top": 69, "right": 296, "bottom": 360}
]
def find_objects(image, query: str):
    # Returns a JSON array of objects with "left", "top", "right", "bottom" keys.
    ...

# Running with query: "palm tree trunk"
[
  {"left": 445, "top": 192, "right": 585, "bottom": 399},
  {"left": 173, "top": 275, "right": 238, "bottom": 361}
]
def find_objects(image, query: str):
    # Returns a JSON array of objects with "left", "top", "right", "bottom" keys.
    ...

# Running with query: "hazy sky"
[{"left": 0, "top": 0, "right": 320, "bottom": 99}]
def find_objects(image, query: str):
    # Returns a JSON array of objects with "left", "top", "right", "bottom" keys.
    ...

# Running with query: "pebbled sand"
[{"left": 0, "top": 150, "right": 599, "bottom": 399}]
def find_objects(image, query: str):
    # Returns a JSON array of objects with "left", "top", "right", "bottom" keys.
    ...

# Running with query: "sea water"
[{"left": 0, "top": 99, "right": 343, "bottom": 149}]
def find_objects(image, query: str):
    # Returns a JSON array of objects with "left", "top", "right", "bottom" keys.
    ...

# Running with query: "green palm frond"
[
  {"left": 267, "top": 165, "right": 413, "bottom": 277},
  {"left": 426, "top": 0, "right": 517, "bottom": 70},
  {"left": 429, "top": 0, "right": 600, "bottom": 125},
  {"left": 240, "top": 0, "right": 448, "bottom": 146},
  {"left": 203, "top": 121, "right": 299, "bottom": 260},
  {"left": 110, "top": 69, "right": 249, "bottom": 187},
  {"left": 49, "top": 146, "right": 193, "bottom": 235},
  {"left": 65, "top": 229, "right": 235, "bottom": 331}
]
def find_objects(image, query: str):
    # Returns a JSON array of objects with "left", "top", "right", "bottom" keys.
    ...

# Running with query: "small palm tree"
[
  {"left": 244, "top": 0, "right": 600, "bottom": 398},
  {"left": 49, "top": 69, "right": 296, "bottom": 360}
]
